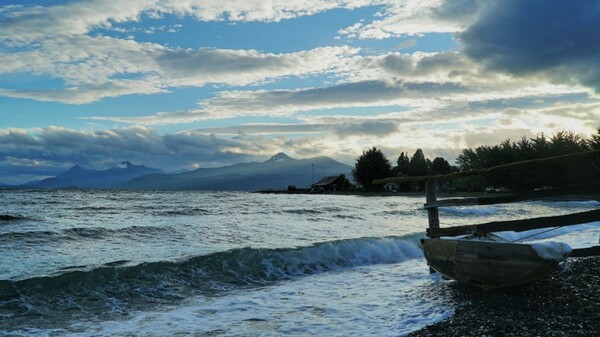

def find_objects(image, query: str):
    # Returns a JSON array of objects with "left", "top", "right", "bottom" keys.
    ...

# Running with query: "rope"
[{"left": 511, "top": 226, "right": 561, "bottom": 242}]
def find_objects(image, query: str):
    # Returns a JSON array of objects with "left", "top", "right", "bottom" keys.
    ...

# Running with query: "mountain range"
[
  {"left": 122, "top": 153, "right": 352, "bottom": 190},
  {"left": 10, "top": 153, "right": 352, "bottom": 191},
  {"left": 26, "top": 161, "right": 164, "bottom": 189}
]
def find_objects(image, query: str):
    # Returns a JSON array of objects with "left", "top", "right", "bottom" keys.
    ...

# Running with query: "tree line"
[{"left": 353, "top": 128, "right": 600, "bottom": 192}]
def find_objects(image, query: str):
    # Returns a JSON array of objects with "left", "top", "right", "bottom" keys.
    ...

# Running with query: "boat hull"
[{"left": 421, "top": 238, "right": 560, "bottom": 290}]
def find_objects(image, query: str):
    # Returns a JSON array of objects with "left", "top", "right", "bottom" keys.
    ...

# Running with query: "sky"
[{"left": 1, "top": 0, "right": 600, "bottom": 184}]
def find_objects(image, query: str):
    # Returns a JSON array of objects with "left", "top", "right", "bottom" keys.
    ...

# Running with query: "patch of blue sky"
[
  {"left": 155, "top": 115, "right": 302, "bottom": 135},
  {"left": 0, "top": 86, "right": 211, "bottom": 130},
  {"left": 295, "top": 105, "right": 409, "bottom": 118},
  {"left": 338, "top": 33, "right": 458, "bottom": 55},
  {"left": 0, "top": 73, "right": 66, "bottom": 90},
  {"left": 466, "top": 92, "right": 592, "bottom": 111},
  {"left": 1, "top": 96, "right": 80, "bottom": 129},
  {"left": 97, "top": 7, "right": 387, "bottom": 53},
  {"left": 221, "top": 73, "right": 344, "bottom": 93},
  {"left": 3, "top": 0, "right": 70, "bottom": 6},
  {"left": 88, "top": 86, "right": 210, "bottom": 114}
]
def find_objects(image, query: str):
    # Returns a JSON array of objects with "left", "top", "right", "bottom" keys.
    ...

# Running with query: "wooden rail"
[
  {"left": 427, "top": 209, "right": 600, "bottom": 237},
  {"left": 372, "top": 150, "right": 600, "bottom": 259},
  {"left": 424, "top": 182, "right": 600, "bottom": 209}
]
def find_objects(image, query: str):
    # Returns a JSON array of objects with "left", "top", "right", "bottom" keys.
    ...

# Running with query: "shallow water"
[{"left": 1, "top": 190, "right": 598, "bottom": 336}]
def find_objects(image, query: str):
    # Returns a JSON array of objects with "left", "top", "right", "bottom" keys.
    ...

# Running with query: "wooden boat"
[
  {"left": 372, "top": 150, "right": 600, "bottom": 290},
  {"left": 421, "top": 235, "right": 570, "bottom": 290}
]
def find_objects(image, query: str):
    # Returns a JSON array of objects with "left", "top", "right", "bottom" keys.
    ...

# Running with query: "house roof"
[{"left": 314, "top": 175, "right": 344, "bottom": 186}]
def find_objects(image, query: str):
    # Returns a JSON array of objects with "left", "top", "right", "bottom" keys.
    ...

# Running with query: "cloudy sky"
[{"left": 1, "top": 0, "right": 600, "bottom": 184}]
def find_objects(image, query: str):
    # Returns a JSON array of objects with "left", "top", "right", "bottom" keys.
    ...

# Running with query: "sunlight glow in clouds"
[{"left": 1, "top": 0, "right": 599, "bottom": 183}]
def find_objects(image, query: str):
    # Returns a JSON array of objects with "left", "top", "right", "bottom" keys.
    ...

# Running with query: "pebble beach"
[{"left": 409, "top": 256, "right": 600, "bottom": 337}]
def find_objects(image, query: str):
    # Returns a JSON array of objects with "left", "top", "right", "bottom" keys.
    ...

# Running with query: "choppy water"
[{"left": 1, "top": 190, "right": 598, "bottom": 336}]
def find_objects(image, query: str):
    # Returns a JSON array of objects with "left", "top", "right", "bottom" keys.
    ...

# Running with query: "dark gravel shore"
[{"left": 409, "top": 256, "right": 600, "bottom": 337}]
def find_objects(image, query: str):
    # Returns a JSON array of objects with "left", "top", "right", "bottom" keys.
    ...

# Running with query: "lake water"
[{"left": 1, "top": 190, "right": 598, "bottom": 336}]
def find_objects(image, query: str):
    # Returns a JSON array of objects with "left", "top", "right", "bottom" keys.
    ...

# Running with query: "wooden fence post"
[
  {"left": 425, "top": 179, "right": 440, "bottom": 274},
  {"left": 425, "top": 180, "right": 440, "bottom": 234}
]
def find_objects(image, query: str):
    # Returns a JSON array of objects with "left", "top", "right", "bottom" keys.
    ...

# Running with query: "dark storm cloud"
[{"left": 460, "top": 0, "right": 600, "bottom": 91}]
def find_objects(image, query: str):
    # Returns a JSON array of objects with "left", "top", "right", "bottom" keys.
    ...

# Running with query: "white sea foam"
[
  {"left": 533, "top": 200, "right": 600, "bottom": 208},
  {"left": 439, "top": 206, "right": 499, "bottom": 216},
  {"left": 62, "top": 259, "right": 451, "bottom": 337},
  {"left": 531, "top": 242, "right": 572, "bottom": 261},
  {"left": 495, "top": 222, "right": 600, "bottom": 246}
]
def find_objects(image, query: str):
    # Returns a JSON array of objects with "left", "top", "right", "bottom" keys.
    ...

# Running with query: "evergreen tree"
[
  {"left": 395, "top": 152, "right": 410, "bottom": 176},
  {"left": 589, "top": 128, "right": 600, "bottom": 150},
  {"left": 549, "top": 130, "right": 588, "bottom": 155},
  {"left": 455, "top": 129, "right": 599, "bottom": 191},
  {"left": 431, "top": 157, "right": 452, "bottom": 175},
  {"left": 408, "top": 149, "right": 430, "bottom": 176},
  {"left": 352, "top": 147, "right": 393, "bottom": 192}
]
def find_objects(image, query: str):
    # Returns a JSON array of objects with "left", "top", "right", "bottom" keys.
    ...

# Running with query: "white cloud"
[
  {"left": 0, "top": 0, "right": 385, "bottom": 43},
  {"left": 0, "top": 0, "right": 372, "bottom": 104},
  {"left": 84, "top": 50, "right": 588, "bottom": 125},
  {"left": 338, "top": 0, "right": 479, "bottom": 39},
  {"left": 0, "top": 36, "right": 358, "bottom": 103},
  {"left": 84, "top": 79, "right": 467, "bottom": 123}
]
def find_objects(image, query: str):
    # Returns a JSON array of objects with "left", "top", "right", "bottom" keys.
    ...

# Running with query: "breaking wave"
[{"left": 0, "top": 235, "right": 423, "bottom": 327}]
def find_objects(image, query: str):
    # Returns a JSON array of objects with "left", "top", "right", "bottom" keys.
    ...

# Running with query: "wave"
[
  {"left": 0, "top": 214, "right": 32, "bottom": 221},
  {"left": 439, "top": 206, "right": 499, "bottom": 216},
  {"left": 153, "top": 208, "right": 210, "bottom": 216},
  {"left": 0, "top": 235, "right": 423, "bottom": 327},
  {"left": 0, "top": 225, "right": 173, "bottom": 244},
  {"left": 533, "top": 200, "right": 600, "bottom": 208}
]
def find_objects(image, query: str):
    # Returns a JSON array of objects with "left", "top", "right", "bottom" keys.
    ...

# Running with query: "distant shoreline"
[
  {"left": 2, "top": 187, "right": 599, "bottom": 202},
  {"left": 257, "top": 189, "right": 600, "bottom": 201}
]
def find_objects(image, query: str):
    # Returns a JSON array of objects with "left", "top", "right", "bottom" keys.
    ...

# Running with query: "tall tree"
[
  {"left": 408, "top": 149, "right": 430, "bottom": 177},
  {"left": 352, "top": 147, "right": 393, "bottom": 192},
  {"left": 589, "top": 128, "right": 600, "bottom": 150},
  {"left": 395, "top": 152, "right": 410, "bottom": 176},
  {"left": 549, "top": 130, "right": 588, "bottom": 155},
  {"left": 431, "top": 157, "right": 452, "bottom": 175}
]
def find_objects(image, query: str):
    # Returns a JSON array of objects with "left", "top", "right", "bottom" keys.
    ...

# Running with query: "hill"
[
  {"left": 122, "top": 153, "right": 352, "bottom": 190},
  {"left": 29, "top": 161, "right": 164, "bottom": 189}
]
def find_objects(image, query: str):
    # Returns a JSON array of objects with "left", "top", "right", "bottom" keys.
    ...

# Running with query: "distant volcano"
[
  {"left": 122, "top": 153, "right": 352, "bottom": 191},
  {"left": 26, "top": 162, "right": 164, "bottom": 189}
]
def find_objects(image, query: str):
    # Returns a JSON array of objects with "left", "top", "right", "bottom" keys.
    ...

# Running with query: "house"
[
  {"left": 312, "top": 174, "right": 347, "bottom": 192},
  {"left": 383, "top": 183, "right": 398, "bottom": 192}
]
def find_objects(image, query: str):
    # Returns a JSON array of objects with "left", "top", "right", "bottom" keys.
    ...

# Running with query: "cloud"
[
  {"left": 158, "top": 0, "right": 387, "bottom": 23},
  {"left": 155, "top": 46, "right": 358, "bottom": 87},
  {"left": 187, "top": 118, "right": 401, "bottom": 139},
  {"left": 84, "top": 79, "right": 467, "bottom": 123},
  {"left": 0, "top": 80, "right": 167, "bottom": 105},
  {"left": 459, "top": 0, "right": 600, "bottom": 93},
  {"left": 0, "top": 1, "right": 384, "bottom": 42},
  {"left": 85, "top": 50, "right": 587, "bottom": 125},
  {"left": 0, "top": 125, "right": 353, "bottom": 183},
  {"left": 0, "top": 36, "right": 358, "bottom": 103},
  {"left": 397, "top": 39, "right": 417, "bottom": 50},
  {"left": 338, "top": 0, "right": 479, "bottom": 38},
  {"left": 1, "top": 1, "right": 367, "bottom": 104}
]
